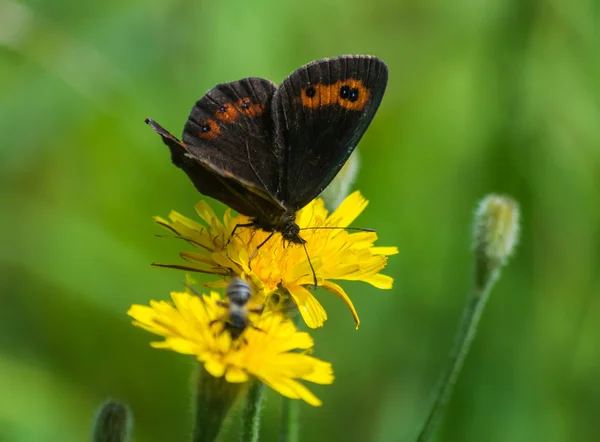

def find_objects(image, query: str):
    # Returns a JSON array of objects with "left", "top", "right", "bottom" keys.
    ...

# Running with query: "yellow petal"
[
  {"left": 286, "top": 284, "right": 327, "bottom": 329},
  {"left": 262, "top": 376, "right": 323, "bottom": 407},
  {"left": 300, "top": 359, "right": 335, "bottom": 384},
  {"left": 194, "top": 200, "right": 218, "bottom": 224},
  {"left": 161, "top": 337, "right": 200, "bottom": 354},
  {"left": 127, "top": 304, "right": 156, "bottom": 324},
  {"left": 204, "top": 279, "right": 228, "bottom": 289},
  {"left": 180, "top": 251, "right": 218, "bottom": 265},
  {"left": 296, "top": 198, "right": 327, "bottom": 226},
  {"left": 225, "top": 367, "right": 249, "bottom": 383},
  {"left": 320, "top": 280, "right": 360, "bottom": 329},
  {"left": 363, "top": 274, "right": 394, "bottom": 289},
  {"left": 371, "top": 246, "right": 399, "bottom": 256},
  {"left": 169, "top": 211, "right": 207, "bottom": 235},
  {"left": 327, "top": 191, "right": 368, "bottom": 227},
  {"left": 277, "top": 331, "right": 314, "bottom": 352},
  {"left": 204, "top": 359, "right": 226, "bottom": 378}
]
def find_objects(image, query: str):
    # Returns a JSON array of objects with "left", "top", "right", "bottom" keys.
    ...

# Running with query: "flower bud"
[
  {"left": 473, "top": 194, "right": 520, "bottom": 289},
  {"left": 92, "top": 400, "right": 132, "bottom": 442}
]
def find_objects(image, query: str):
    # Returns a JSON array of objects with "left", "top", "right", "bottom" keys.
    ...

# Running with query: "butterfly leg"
[
  {"left": 225, "top": 222, "right": 256, "bottom": 246},
  {"left": 248, "top": 231, "right": 276, "bottom": 268}
]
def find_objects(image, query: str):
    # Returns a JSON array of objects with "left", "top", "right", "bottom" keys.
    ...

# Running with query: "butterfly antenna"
[
  {"left": 301, "top": 241, "right": 318, "bottom": 289},
  {"left": 299, "top": 226, "right": 376, "bottom": 232}
]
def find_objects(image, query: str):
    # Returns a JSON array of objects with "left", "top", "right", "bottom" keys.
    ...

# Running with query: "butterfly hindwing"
[
  {"left": 145, "top": 118, "right": 284, "bottom": 217},
  {"left": 271, "top": 55, "right": 388, "bottom": 210}
]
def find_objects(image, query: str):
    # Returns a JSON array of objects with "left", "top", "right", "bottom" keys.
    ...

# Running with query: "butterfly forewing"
[
  {"left": 177, "top": 77, "right": 290, "bottom": 218},
  {"left": 183, "top": 78, "right": 281, "bottom": 199},
  {"left": 271, "top": 55, "right": 388, "bottom": 210}
]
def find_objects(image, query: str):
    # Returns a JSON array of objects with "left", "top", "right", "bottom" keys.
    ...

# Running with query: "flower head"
[
  {"left": 128, "top": 290, "right": 333, "bottom": 406},
  {"left": 154, "top": 191, "right": 398, "bottom": 329}
]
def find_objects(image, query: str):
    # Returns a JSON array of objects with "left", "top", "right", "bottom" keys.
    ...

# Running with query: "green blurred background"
[{"left": 1, "top": 0, "right": 599, "bottom": 441}]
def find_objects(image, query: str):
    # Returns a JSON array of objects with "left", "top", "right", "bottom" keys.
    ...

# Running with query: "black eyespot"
[
  {"left": 241, "top": 100, "right": 250, "bottom": 109},
  {"left": 349, "top": 88, "right": 360, "bottom": 102},
  {"left": 339, "top": 85, "right": 350, "bottom": 99},
  {"left": 218, "top": 105, "right": 227, "bottom": 112},
  {"left": 201, "top": 124, "right": 211, "bottom": 133},
  {"left": 305, "top": 86, "right": 316, "bottom": 98}
]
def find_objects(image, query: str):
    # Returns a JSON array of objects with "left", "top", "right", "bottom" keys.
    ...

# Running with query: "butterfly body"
[
  {"left": 147, "top": 55, "right": 388, "bottom": 244},
  {"left": 253, "top": 210, "right": 304, "bottom": 244}
]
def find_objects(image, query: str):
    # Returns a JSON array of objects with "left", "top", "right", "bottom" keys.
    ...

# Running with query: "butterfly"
[{"left": 146, "top": 55, "right": 388, "bottom": 272}]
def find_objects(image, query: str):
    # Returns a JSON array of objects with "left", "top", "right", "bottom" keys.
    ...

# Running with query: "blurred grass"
[{"left": 1, "top": 0, "right": 599, "bottom": 441}]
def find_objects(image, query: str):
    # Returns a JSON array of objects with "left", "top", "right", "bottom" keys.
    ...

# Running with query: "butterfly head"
[{"left": 277, "top": 211, "right": 305, "bottom": 245}]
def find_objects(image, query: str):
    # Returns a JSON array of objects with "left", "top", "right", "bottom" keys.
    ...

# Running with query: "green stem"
[
  {"left": 415, "top": 268, "right": 501, "bottom": 442},
  {"left": 279, "top": 397, "right": 299, "bottom": 442},
  {"left": 193, "top": 366, "right": 241, "bottom": 442},
  {"left": 241, "top": 380, "right": 265, "bottom": 442},
  {"left": 279, "top": 307, "right": 301, "bottom": 442}
]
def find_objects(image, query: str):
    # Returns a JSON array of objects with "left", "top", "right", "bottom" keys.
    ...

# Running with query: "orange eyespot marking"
[
  {"left": 198, "top": 119, "right": 221, "bottom": 139},
  {"left": 336, "top": 79, "right": 370, "bottom": 111},
  {"left": 215, "top": 103, "right": 240, "bottom": 123},
  {"left": 236, "top": 98, "right": 265, "bottom": 117},
  {"left": 301, "top": 84, "right": 335, "bottom": 108},
  {"left": 300, "top": 79, "right": 370, "bottom": 111}
]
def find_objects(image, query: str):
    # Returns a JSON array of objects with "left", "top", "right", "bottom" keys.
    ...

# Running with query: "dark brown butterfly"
[{"left": 146, "top": 55, "right": 387, "bottom": 278}]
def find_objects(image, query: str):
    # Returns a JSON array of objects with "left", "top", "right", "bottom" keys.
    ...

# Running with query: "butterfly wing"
[
  {"left": 271, "top": 55, "right": 388, "bottom": 210},
  {"left": 182, "top": 78, "right": 281, "bottom": 197},
  {"left": 147, "top": 77, "right": 287, "bottom": 218}
]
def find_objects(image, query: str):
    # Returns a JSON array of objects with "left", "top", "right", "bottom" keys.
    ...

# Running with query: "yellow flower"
[
  {"left": 128, "top": 291, "right": 333, "bottom": 406},
  {"left": 154, "top": 191, "right": 398, "bottom": 329}
]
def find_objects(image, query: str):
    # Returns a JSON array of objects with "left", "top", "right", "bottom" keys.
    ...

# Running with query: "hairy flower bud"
[
  {"left": 92, "top": 400, "right": 132, "bottom": 442},
  {"left": 473, "top": 194, "right": 520, "bottom": 289}
]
